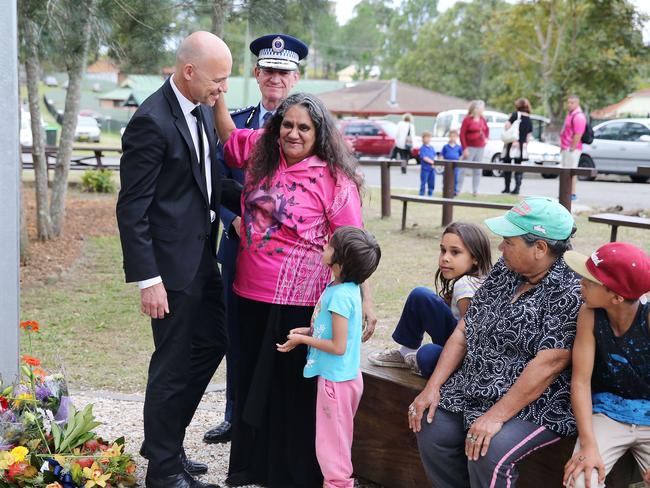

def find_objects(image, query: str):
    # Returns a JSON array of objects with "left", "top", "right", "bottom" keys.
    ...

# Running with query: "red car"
[{"left": 337, "top": 120, "right": 397, "bottom": 157}]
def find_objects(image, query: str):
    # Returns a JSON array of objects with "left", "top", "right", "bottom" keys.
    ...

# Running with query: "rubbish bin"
[{"left": 45, "top": 127, "right": 57, "bottom": 146}]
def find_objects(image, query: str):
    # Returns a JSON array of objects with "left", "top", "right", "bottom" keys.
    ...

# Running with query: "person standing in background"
[
  {"left": 459, "top": 100, "right": 489, "bottom": 197},
  {"left": 560, "top": 95, "right": 586, "bottom": 201},
  {"left": 501, "top": 98, "right": 533, "bottom": 195},
  {"left": 395, "top": 113, "right": 416, "bottom": 174}
]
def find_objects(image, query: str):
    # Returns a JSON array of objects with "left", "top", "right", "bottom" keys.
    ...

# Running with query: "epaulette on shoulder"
[{"left": 230, "top": 106, "right": 255, "bottom": 116}]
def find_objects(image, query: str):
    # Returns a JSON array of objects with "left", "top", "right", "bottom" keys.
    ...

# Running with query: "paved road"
[{"left": 360, "top": 165, "right": 650, "bottom": 211}]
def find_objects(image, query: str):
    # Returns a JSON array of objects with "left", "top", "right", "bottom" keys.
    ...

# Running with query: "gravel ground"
[{"left": 72, "top": 387, "right": 378, "bottom": 487}]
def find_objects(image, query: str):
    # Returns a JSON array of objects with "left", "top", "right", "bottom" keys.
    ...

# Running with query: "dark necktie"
[
  {"left": 262, "top": 111, "right": 272, "bottom": 126},
  {"left": 191, "top": 106, "right": 205, "bottom": 179}
]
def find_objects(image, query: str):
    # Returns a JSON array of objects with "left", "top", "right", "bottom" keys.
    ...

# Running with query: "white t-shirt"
[{"left": 450, "top": 275, "right": 485, "bottom": 320}]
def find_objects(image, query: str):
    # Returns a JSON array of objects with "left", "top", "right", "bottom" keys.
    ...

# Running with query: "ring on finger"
[{"left": 408, "top": 405, "right": 416, "bottom": 416}]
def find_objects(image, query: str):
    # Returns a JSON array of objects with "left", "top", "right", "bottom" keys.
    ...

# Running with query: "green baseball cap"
[{"left": 485, "top": 197, "right": 575, "bottom": 240}]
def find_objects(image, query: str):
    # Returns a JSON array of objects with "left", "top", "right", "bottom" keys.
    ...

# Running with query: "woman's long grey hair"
[{"left": 248, "top": 92, "right": 363, "bottom": 190}]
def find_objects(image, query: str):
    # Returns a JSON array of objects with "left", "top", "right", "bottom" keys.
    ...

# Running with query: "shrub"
[{"left": 80, "top": 168, "right": 116, "bottom": 193}]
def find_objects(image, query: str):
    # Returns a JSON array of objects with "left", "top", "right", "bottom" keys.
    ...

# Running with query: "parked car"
[
  {"left": 483, "top": 124, "right": 561, "bottom": 177},
  {"left": 44, "top": 75, "right": 58, "bottom": 87},
  {"left": 74, "top": 115, "right": 101, "bottom": 143},
  {"left": 337, "top": 119, "right": 396, "bottom": 157},
  {"left": 20, "top": 110, "right": 47, "bottom": 146},
  {"left": 580, "top": 118, "right": 650, "bottom": 183}
]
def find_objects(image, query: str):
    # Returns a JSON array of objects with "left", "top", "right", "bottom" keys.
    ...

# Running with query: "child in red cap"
[{"left": 563, "top": 242, "right": 650, "bottom": 488}]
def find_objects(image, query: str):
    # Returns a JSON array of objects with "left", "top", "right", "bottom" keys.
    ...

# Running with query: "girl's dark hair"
[
  {"left": 434, "top": 222, "right": 493, "bottom": 303},
  {"left": 329, "top": 226, "right": 381, "bottom": 285},
  {"left": 515, "top": 97, "right": 532, "bottom": 113},
  {"left": 248, "top": 92, "right": 363, "bottom": 190}
]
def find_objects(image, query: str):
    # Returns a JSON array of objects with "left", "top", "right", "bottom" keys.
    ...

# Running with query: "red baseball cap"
[{"left": 565, "top": 242, "right": 650, "bottom": 300}]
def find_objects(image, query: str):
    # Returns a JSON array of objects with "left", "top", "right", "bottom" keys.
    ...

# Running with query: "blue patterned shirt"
[{"left": 439, "top": 257, "right": 582, "bottom": 435}]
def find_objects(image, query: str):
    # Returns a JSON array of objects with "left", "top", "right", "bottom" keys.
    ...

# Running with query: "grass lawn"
[{"left": 20, "top": 187, "right": 650, "bottom": 393}]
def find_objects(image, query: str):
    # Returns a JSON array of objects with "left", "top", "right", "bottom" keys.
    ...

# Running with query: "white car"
[
  {"left": 74, "top": 115, "right": 101, "bottom": 143},
  {"left": 20, "top": 110, "right": 47, "bottom": 146},
  {"left": 580, "top": 118, "right": 650, "bottom": 183}
]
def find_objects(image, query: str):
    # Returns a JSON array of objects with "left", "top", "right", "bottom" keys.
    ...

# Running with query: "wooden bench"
[
  {"left": 353, "top": 348, "right": 642, "bottom": 488},
  {"left": 588, "top": 213, "right": 650, "bottom": 242},
  {"left": 391, "top": 194, "right": 513, "bottom": 231}
]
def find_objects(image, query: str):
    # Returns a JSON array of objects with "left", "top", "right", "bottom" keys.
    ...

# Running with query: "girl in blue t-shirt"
[{"left": 277, "top": 226, "right": 381, "bottom": 488}]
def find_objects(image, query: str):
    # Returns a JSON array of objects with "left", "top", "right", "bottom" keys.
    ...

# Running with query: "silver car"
[{"left": 580, "top": 118, "right": 650, "bottom": 183}]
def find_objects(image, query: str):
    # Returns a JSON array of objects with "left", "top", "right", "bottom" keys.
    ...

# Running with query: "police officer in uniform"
[{"left": 203, "top": 33, "right": 308, "bottom": 445}]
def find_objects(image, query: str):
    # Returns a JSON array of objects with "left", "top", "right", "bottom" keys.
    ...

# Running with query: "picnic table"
[{"left": 21, "top": 145, "right": 122, "bottom": 170}]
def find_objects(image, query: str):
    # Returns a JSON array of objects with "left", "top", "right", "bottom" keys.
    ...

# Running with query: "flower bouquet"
[{"left": 0, "top": 321, "right": 136, "bottom": 487}]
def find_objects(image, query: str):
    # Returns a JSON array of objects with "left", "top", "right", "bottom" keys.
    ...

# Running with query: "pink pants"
[{"left": 316, "top": 372, "right": 364, "bottom": 488}]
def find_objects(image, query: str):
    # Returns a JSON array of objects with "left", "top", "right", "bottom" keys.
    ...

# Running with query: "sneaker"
[
  {"left": 368, "top": 348, "right": 409, "bottom": 368},
  {"left": 403, "top": 352, "right": 422, "bottom": 376}
]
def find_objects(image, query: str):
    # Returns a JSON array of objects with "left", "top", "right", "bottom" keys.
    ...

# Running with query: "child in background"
[
  {"left": 277, "top": 226, "right": 381, "bottom": 488},
  {"left": 441, "top": 129, "right": 463, "bottom": 196},
  {"left": 419, "top": 131, "right": 436, "bottom": 196},
  {"left": 368, "top": 222, "right": 491, "bottom": 377},
  {"left": 563, "top": 243, "right": 650, "bottom": 488}
]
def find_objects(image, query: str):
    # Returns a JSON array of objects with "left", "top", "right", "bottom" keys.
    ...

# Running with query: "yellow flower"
[
  {"left": 100, "top": 442, "right": 123, "bottom": 459},
  {"left": 10, "top": 446, "right": 28, "bottom": 463},
  {"left": 0, "top": 450, "right": 15, "bottom": 470},
  {"left": 14, "top": 392, "right": 34, "bottom": 407},
  {"left": 82, "top": 462, "right": 111, "bottom": 488}
]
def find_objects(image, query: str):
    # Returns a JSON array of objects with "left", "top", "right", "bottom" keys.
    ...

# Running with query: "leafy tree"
[
  {"left": 103, "top": 0, "right": 177, "bottom": 74},
  {"left": 394, "top": 0, "right": 509, "bottom": 103},
  {"left": 382, "top": 0, "right": 438, "bottom": 78},
  {"left": 488, "top": 0, "right": 648, "bottom": 122},
  {"left": 340, "top": 0, "right": 393, "bottom": 80},
  {"left": 18, "top": 0, "right": 100, "bottom": 239}
]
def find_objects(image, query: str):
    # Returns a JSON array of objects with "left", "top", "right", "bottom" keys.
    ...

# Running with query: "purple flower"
[{"left": 36, "top": 384, "right": 52, "bottom": 401}]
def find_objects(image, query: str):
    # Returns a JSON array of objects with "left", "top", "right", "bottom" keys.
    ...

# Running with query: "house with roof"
[
  {"left": 591, "top": 88, "right": 650, "bottom": 120},
  {"left": 317, "top": 79, "right": 470, "bottom": 117}
]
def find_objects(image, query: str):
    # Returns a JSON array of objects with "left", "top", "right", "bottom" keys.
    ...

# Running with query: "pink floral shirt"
[{"left": 224, "top": 128, "right": 363, "bottom": 306}]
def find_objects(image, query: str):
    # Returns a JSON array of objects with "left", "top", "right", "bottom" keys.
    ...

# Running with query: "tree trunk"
[
  {"left": 23, "top": 19, "right": 52, "bottom": 240},
  {"left": 49, "top": 0, "right": 97, "bottom": 236},
  {"left": 211, "top": 0, "right": 230, "bottom": 38}
]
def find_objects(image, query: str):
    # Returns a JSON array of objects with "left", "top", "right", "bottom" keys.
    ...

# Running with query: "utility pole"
[{"left": 0, "top": 0, "right": 20, "bottom": 383}]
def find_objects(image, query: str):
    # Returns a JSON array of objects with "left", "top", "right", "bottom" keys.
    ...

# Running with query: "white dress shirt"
[
  {"left": 258, "top": 103, "right": 275, "bottom": 127},
  {"left": 138, "top": 76, "right": 215, "bottom": 290}
]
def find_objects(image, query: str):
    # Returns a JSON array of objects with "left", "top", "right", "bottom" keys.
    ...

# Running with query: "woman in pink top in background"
[
  {"left": 213, "top": 92, "right": 377, "bottom": 488},
  {"left": 459, "top": 100, "right": 489, "bottom": 197}
]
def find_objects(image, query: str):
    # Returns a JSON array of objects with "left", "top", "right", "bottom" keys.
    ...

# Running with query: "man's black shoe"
[
  {"left": 203, "top": 421, "right": 232, "bottom": 444},
  {"left": 140, "top": 442, "right": 208, "bottom": 476},
  {"left": 145, "top": 471, "right": 219, "bottom": 488},
  {"left": 181, "top": 448, "right": 208, "bottom": 476}
]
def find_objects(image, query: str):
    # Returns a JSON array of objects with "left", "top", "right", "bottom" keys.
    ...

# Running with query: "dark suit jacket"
[
  {"left": 116, "top": 78, "right": 221, "bottom": 291},
  {"left": 216, "top": 103, "right": 260, "bottom": 268}
]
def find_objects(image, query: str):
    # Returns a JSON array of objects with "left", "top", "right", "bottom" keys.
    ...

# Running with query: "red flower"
[
  {"left": 19, "top": 320, "right": 40, "bottom": 332},
  {"left": 0, "top": 396, "right": 8, "bottom": 410},
  {"left": 21, "top": 355, "right": 41, "bottom": 367},
  {"left": 7, "top": 462, "right": 27, "bottom": 481}
]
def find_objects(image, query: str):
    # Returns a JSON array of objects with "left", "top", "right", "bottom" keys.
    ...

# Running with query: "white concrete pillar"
[{"left": 0, "top": 0, "right": 20, "bottom": 383}]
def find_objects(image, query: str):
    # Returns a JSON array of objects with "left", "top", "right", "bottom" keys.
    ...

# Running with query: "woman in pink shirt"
[
  {"left": 213, "top": 92, "right": 375, "bottom": 487},
  {"left": 459, "top": 100, "right": 489, "bottom": 197}
]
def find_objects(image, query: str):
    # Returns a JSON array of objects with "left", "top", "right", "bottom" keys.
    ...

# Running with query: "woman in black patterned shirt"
[{"left": 407, "top": 197, "right": 582, "bottom": 488}]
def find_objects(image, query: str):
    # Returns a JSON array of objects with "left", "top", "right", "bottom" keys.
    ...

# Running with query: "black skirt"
[{"left": 227, "top": 296, "right": 322, "bottom": 488}]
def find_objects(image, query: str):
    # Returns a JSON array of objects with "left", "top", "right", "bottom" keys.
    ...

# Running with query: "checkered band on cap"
[{"left": 257, "top": 48, "right": 300, "bottom": 63}]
